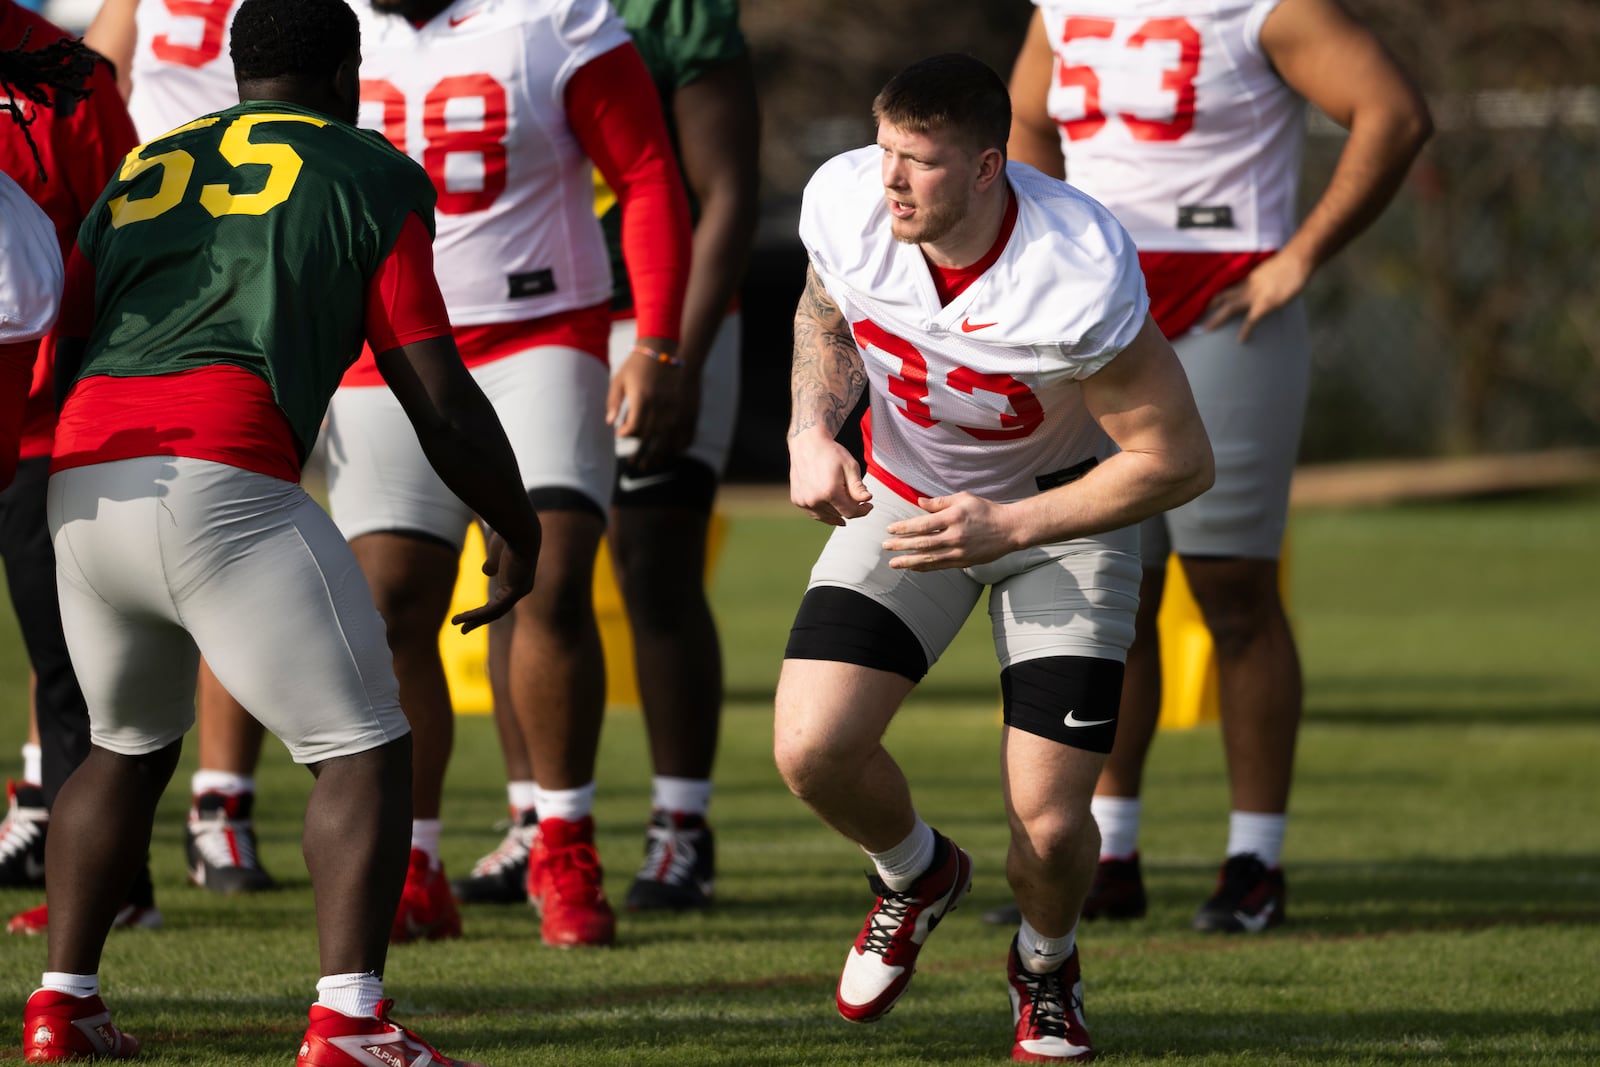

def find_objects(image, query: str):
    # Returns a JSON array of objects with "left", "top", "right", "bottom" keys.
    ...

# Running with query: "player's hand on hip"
[
  {"left": 1202, "top": 249, "right": 1312, "bottom": 342},
  {"left": 451, "top": 530, "right": 537, "bottom": 634},
  {"left": 884, "top": 492, "right": 1015, "bottom": 571},
  {"left": 788, "top": 430, "right": 873, "bottom": 526}
]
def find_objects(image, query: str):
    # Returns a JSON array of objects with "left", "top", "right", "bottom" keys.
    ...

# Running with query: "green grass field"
[{"left": 2, "top": 490, "right": 1598, "bottom": 1065}]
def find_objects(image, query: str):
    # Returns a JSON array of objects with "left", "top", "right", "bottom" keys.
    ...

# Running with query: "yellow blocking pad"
[
  {"left": 1156, "top": 550, "right": 1290, "bottom": 729},
  {"left": 440, "top": 516, "right": 729, "bottom": 713}
]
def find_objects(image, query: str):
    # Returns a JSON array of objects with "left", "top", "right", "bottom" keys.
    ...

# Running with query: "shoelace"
[
  {"left": 544, "top": 843, "right": 604, "bottom": 903},
  {"left": 859, "top": 878, "right": 917, "bottom": 957},
  {"left": 1016, "top": 965, "right": 1071, "bottom": 1040},
  {"left": 0, "top": 808, "right": 45, "bottom": 861},
  {"left": 470, "top": 823, "right": 535, "bottom": 877},
  {"left": 639, "top": 823, "right": 700, "bottom": 885},
  {"left": 190, "top": 814, "right": 259, "bottom": 870}
]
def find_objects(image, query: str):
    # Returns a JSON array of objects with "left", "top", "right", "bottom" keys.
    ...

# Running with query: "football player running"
[{"left": 775, "top": 54, "right": 1213, "bottom": 1061}]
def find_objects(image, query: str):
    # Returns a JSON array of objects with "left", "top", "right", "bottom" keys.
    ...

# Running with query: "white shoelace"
[
  {"left": 191, "top": 814, "right": 258, "bottom": 870},
  {"left": 0, "top": 806, "right": 46, "bottom": 861},
  {"left": 470, "top": 822, "right": 536, "bottom": 877},
  {"left": 639, "top": 823, "right": 701, "bottom": 885}
]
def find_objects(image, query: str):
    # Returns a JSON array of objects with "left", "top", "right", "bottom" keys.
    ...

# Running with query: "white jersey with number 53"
[
  {"left": 1034, "top": 0, "right": 1304, "bottom": 252},
  {"left": 799, "top": 146, "right": 1149, "bottom": 507},
  {"left": 127, "top": 0, "right": 241, "bottom": 140},
  {"left": 355, "top": 0, "right": 631, "bottom": 326}
]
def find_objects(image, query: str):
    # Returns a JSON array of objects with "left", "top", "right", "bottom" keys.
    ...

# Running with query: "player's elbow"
[{"left": 1168, "top": 439, "right": 1215, "bottom": 510}]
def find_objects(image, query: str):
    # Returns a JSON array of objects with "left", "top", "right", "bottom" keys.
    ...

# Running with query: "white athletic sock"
[
  {"left": 21, "top": 743, "right": 41, "bottom": 786},
  {"left": 507, "top": 779, "right": 539, "bottom": 815},
  {"left": 410, "top": 819, "right": 441, "bottom": 866},
  {"left": 39, "top": 973, "right": 98, "bottom": 999},
  {"left": 651, "top": 775, "right": 712, "bottom": 816},
  {"left": 191, "top": 770, "right": 254, "bottom": 797},
  {"left": 315, "top": 972, "right": 384, "bottom": 1019},
  {"left": 1016, "top": 918, "right": 1077, "bottom": 975},
  {"left": 535, "top": 782, "right": 596, "bottom": 823},
  {"left": 1226, "top": 811, "right": 1286, "bottom": 868},
  {"left": 1090, "top": 795, "right": 1141, "bottom": 860},
  {"left": 866, "top": 817, "right": 935, "bottom": 892}
]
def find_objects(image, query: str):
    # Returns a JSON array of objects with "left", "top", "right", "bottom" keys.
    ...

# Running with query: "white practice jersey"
[
  {"left": 799, "top": 147, "right": 1149, "bottom": 506},
  {"left": 0, "top": 172, "right": 63, "bottom": 344},
  {"left": 356, "top": 0, "right": 631, "bottom": 326},
  {"left": 127, "top": 0, "right": 241, "bottom": 140},
  {"left": 1034, "top": 0, "right": 1305, "bottom": 252}
]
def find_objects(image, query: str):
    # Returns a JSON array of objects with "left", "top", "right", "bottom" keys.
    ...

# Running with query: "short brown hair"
[{"left": 872, "top": 53, "right": 1010, "bottom": 156}]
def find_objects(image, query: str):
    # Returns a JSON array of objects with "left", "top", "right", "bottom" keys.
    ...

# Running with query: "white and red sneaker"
[
  {"left": 23, "top": 989, "right": 140, "bottom": 1061},
  {"left": 1007, "top": 936, "right": 1094, "bottom": 1063},
  {"left": 390, "top": 849, "right": 463, "bottom": 944},
  {"left": 835, "top": 831, "right": 972, "bottom": 1023},
  {"left": 8, "top": 901, "right": 163, "bottom": 937},
  {"left": 296, "top": 1000, "right": 482, "bottom": 1067},
  {"left": 527, "top": 815, "right": 615, "bottom": 947},
  {"left": 0, "top": 779, "right": 48, "bottom": 888},
  {"left": 186, "top": 790, "right": 276, "bottom": 895}
]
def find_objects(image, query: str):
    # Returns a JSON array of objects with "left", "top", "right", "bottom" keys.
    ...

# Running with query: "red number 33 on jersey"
[{"left": 854, "top": 320, "right": 1044, "bottom": 442}]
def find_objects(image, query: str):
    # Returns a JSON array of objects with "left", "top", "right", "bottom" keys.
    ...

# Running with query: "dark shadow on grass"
[{"left": 1306, "top": 699, "right": 1599, "bottom": 726}]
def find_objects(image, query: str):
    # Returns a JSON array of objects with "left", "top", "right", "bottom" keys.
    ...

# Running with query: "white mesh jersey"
[
  {"left": 799, "top": 147, "right": 1149, "bottom": 506},
  {"left": 127, "top": 0, "right": 241, "bottom": 140},
  {"left": 0, "top": 172, "right": 63, "bottom": 344},
  {"left": 355, "top": 0, "right": 631, "bottom": 326},
  {"left": 1034, "top": 0, "right": 1304, "bottom": 252}
]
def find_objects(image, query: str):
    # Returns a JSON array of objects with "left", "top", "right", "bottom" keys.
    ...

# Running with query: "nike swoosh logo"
[
  {"left": 1233, "top": 900, "right": 1275, "bottom": 932},
  {"left": 25, "top": 854, "right": 44, "bottom": 881},
  {"left": 617, "top": 470, "right": 676, "bottom": 493},
  {"left": 960, "top": 318, "right": 997, "bottom": 333},
  {"left": 1062, "top": 709, "right": 1113, "bottom": 728},
  {"left": 448, "top": 10, "right": 480, "bottom": 26}
]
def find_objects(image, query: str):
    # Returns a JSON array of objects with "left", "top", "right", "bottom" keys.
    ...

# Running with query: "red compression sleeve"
[
  {"left": 565, "top": 43, "right": 692, "bottom": 341},
  {"left": 364, "top": 213, "right": 454, "bottom": 353}
]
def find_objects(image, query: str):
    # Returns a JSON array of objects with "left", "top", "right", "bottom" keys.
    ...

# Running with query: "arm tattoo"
[{"left": 790, "top": 266, "right": 868, "bottom": 440}]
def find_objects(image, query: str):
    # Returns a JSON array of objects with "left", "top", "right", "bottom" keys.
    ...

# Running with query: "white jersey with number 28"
[
  {"left": 1034, "top": 0, "right": 1304, "bottom": 252},
  {"left": 799, "top": 146, "right": 1149, "bottom": 506}
]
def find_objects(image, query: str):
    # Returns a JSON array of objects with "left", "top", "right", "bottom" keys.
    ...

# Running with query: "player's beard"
[{"left": 889, "top": 196, "right": 964, "bottom": 246}]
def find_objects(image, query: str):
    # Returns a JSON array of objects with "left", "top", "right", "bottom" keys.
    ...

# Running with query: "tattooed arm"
[{"left": 787, "top": 265, "right": 874, "bottom": 525}]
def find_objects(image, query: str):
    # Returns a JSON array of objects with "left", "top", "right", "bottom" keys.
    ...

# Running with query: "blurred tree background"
[{"left": 727, "top": 0, "right": 1600, "bottom": 479}]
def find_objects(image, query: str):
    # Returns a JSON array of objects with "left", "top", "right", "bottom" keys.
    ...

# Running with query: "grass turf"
[{"left": 2, "top": 490, "right": 1598, "bottom": 1064}]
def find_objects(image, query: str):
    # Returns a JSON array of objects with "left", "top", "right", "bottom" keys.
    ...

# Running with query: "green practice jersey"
[
  {"left": 597, "top": 0, "right": 747, "bottom": 313},
  {"left": 73, "top": 99, "right": 437, "bottom": 455}
]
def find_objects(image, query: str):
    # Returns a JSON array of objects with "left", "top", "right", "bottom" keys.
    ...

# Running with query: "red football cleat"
[
  {"left": 390, "top": 849, "right": 463, "bottom": 944},
  {"left": 23, "top": 989, "right": 140, "bottom": 1061},
  {"left": 8, "top": 901, "right": 163, "bottom": 937},
  {"left": 527, "top": 815, "right": 615, "bottom": 947},
  {"left": 296, "top": 1000, "right": 482, "bottom": 1066},
  {"left": 835, "top": 831, "right": 972, "bottom": 1023},
  {"left": 1007, "top": 937, "right": 1094, "bottom": 1062}
]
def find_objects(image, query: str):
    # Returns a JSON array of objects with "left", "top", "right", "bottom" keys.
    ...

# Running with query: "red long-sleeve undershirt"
[{"left": 565, "top": 42, "right": 692, "bottom": 343}]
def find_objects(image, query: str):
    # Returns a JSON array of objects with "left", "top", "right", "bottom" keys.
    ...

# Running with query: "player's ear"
[
  {"left": 974, "top": 146, "right": 1006, "bottom": 192},
  {"left": 333, "top": 48, "right": 361, "bottom": 123}
]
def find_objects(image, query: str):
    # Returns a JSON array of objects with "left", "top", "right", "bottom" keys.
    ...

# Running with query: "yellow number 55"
[{"left": 108, "top": 112, "right": 327, "bottom": 229}]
